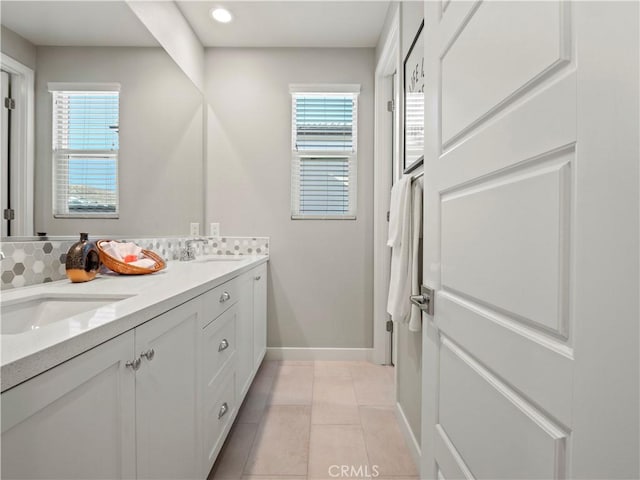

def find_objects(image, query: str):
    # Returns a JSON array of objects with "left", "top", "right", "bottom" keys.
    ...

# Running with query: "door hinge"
[
  {"left": 4, "top": 97, "right": 15, "bottom": 110},
  {"left": 386, "top": 211, "right": 390, "bottom": 222},
  {"left": 387, "top": 100, "right": 394, "bottom": 113},
  {"left": 3, "top": 208, "right": 15, "bottom": 220},
  {"left": 386, "top": 320, "right": 393, "bottom": 332}
]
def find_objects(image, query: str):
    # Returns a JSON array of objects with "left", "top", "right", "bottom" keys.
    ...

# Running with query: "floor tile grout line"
[
  {"left": 239, "top": 371, "right": 276, "bottom": 478},
  {"left": 357, "top": 404, "right": 375, "bottom": 476},
  {"left": 306, "top": 364, "right": 315, "bottom": 479}
]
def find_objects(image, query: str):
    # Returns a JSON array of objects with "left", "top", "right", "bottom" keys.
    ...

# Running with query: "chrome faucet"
[{"left": 180, "top": 238, "right": 208, "bottom": 262}]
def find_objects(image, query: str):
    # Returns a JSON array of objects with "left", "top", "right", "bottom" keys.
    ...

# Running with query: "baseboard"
[
  {"left": 395, "top": 401, "right": 421, "bottom": 468},
  {"left": 265, "top": 347, "right": 373, "bottom": 362}
]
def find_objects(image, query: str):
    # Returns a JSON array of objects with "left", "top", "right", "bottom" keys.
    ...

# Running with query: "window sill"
[
  {"left": 53, "top": 213, "right": 119, "bottom": 219},
  {"left": 291, "top": 215, "right": 356, "bottom": 220}
]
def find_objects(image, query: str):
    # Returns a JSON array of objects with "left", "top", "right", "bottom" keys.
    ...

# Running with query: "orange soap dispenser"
[{"left": 65, "top": 233, "right": 101, "bottom": 283}]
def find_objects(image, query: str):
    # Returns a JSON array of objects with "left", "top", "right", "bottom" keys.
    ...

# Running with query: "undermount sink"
[
  {"left": 1, "top": 294, "right": 132, "bottom": 335},
  {"left": 196, "top": 255, "right": 248, "bottom": 263}
]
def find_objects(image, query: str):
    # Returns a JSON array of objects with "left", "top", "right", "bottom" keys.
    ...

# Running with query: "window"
[
  {"left": 290, "top": 84, "right": 360, "bottom": 219},
  {"left": 49, "top": 83, "right": 120, "bottom": 218}
]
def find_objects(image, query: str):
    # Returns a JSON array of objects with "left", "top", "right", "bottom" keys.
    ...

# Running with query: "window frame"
[
  {"left": 290, "top": 84, "right": 360, "bottom": 220},
  {"left": 48, "top": 82, "right": 120, "bottom": 219}
]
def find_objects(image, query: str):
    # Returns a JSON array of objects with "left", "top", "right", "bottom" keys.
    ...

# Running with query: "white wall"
[
  {"left": 34, "top": 47, "right": 204, "bottom": 236},
  {"left": 205, "top": 47, "right": 374, "bottom": 348},
  {"left": 1, "top": 25, "right": 36, "bottom": 70}
]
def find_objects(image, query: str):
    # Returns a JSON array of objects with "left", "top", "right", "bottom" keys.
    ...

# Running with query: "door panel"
[
  {"left": 253, "top": 264, "right": 267, "bottom": 369},
  {"left": 439, "top": 338, "right": 566, "bottom": 479},
  {"left": 441, "top": 158, "right": 571, "bottom": 336},
  {"left": 421, "top": 1, "right": 639, "bottom": 479},
  {"left": 437, "top": 293, "right": 573, "bottom": 426},
  {"left": 135, "top": 300, "right": 201, "bottom": 480},
  {"left": 441, "top": 1, "right": 570, "bottom": 146},
  {"left": 1, "top": 332, "right": 136, "bottom": 479}
]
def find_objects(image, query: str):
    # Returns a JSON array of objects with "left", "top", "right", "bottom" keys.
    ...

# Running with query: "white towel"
[
  {"left": 387, "top": 177, "right": 413, "bottom": 321},
  {"left": 101, "top": 241, "right": 142, "bottom": 262},
  {"left": 387, "top": 176, "right": 412, "bottom": 248},
  {"left": 409, "top": 178, "right": 423, "bottom": 332}
]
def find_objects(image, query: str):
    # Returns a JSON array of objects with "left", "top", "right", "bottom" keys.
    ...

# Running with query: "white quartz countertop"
[{"left": 1, "top": 255, "right": 268, "bottom": 392}]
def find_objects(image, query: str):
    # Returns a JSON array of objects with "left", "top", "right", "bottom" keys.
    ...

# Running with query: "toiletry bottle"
[{"left": 65, "top": 233, "right": 101, "bottom": 283}]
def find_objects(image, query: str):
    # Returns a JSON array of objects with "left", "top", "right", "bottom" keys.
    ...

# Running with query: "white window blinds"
[
  {"left": 50, "top": 84, "right": 120, "bottom": 217},
  {"left": 290, "top": 87, "right": 359, "bottom": 219}
]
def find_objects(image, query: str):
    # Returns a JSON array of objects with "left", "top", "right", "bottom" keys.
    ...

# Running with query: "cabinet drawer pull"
[
  {"left": 126, "top": 357, "right": 141, "bottom": 371},
  {"left": 254, "top": 275, "right": 261, "bottom": 281},
  {"left": 218, "top": 402, "right": 229, "bottom": 419},
  {"left": 219, "top": 291, "right": 231, "bottom": 303},
  {"left": 140, "top": 348, "right": 155, "bottom": 361},
  {"left": 218, "top": 339, "right": 230, "bottom": 352}
]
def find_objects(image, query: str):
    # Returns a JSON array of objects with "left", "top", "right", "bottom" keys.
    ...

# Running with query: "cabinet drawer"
[
  {"left": 203, "top": 304, "right": 237, "bottom": 386},
  {"left": 201, "top": 277, "right": 239, "bottom": 328},
  {"left": 204, "top": 366, "right": 236, "bottom": 469}
]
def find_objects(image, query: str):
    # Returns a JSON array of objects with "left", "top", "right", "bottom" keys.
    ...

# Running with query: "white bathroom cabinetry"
[
  {"left": 236, "top": 272, "right": 255, "bottom": 400},
  {"left": 0, "top": 331, "right": 137, "bottom": 479},
  {"left": 135, "top": 299, "right": 201, "bottom": 480},
  {"left": 252, "top": 263, "right": 268, "bottom": 369},
  {"left": 0, "top": 261, "right": 268, "bottom": 480}
]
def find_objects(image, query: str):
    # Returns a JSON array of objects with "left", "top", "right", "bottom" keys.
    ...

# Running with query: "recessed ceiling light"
[{"left": 210, "top": 7, "right": 233, "bottom": 23}]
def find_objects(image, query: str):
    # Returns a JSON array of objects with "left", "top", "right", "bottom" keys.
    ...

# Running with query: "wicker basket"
[{"left": 96, "top": 240, "right": 166, "bottom": 275}]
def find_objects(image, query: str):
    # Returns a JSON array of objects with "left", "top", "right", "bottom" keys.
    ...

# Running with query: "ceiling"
[
  {"left": 0, "top": 1, "right": 159, "bottom": 47},
  {"left": 177, "top": 1, "right": 391, "bottom": 48},
  {"left": 1, "top": 1, "right": 390, "bottom": 49}
]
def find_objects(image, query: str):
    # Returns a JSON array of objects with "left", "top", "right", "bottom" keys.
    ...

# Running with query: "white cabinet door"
[
  {"left": 421, "top": 2, "right": 639, "bottom": 479},
  {"left": 1, "top": 331, "right": 136, "bottom": 479},
  {"left": 236, "top": 272, "right": 254, "bottom": 400},
  {"left": 135, "top": 299, "right": 202, "bottom": 480},
  {"left": 252, "top": 263, "right": 267, "bottom": 369}
]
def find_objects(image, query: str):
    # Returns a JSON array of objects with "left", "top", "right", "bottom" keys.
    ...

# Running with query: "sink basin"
[
  {"left": 196, "top": 255, "right": 248, "bottom": 263},
  {"left": 1, "top": 294, "right": 132, "bottom": 335}
]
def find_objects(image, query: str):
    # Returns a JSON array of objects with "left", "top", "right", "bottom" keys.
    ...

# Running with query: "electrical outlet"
[
  {"left": 209, "top": 222, "right": 220, "bottom": 237},
  {"left": 190, "top": 223, "right": 200, "bottom": 236}
]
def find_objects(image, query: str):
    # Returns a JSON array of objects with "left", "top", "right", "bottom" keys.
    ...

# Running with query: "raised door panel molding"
[
  {"left": 441, "top": 153, "right": 571, "bottom": 338},
  {"left": 436, "top": 72, "right": 576, "bottom": 192},
  {"left": 437, "top": 291, "right": 573, "bottom": 426},
  {"left": 441, "top": 1, "right": 570, "bottom": 147},
  {"left": 434, "top": 424, "right": 474, "bottom": 480},
  {"left": 439, "top": 337, "right": 568, "bottom": 479}
]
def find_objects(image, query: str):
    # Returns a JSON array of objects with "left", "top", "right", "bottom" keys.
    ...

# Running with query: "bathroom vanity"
[{"left": 0, "top": 255, "right": 268, "bottom": 479}]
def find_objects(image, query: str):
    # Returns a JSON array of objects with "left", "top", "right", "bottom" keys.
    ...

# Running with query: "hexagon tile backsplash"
[
  {"left": 1, "top": 236, "right": 269, "bottom": 290},
  {"left": 1, "top": 240, "right": 74, "bottom": 289}
]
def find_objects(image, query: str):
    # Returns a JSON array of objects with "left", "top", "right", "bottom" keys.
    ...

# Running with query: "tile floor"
[{"left": 208, "top": 360, "right": 418, "bottom": 480}]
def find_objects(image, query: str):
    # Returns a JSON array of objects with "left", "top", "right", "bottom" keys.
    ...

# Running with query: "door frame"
[
  {"left": 1, "top": 53, "right": 34, "bottom": 237},
  {"left": 372, "top": 6, "right": 400, "bottom": 365}
]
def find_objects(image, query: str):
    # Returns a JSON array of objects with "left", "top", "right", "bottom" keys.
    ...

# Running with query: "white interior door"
[
  {"left": 1, "top": 70, "right": 10, "bottom": 237},
  {"left": 421, "top": 2, "right": 639, "bottom": 479}
]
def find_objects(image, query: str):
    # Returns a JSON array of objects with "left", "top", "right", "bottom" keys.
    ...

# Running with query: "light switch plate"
[
  {"left": 209, "top": 223, "right": 220, "bottom": 237},
  {"left": 190, "top": 223, "right": 200, "bottom": 236}
]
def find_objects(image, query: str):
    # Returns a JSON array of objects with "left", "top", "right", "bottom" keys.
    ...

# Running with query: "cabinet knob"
[
  {"left": 254, "top": 275, "right": 261, "bottom": 281},
  {"left": 219, "top": 291, "right": 231, "bottom": 303},
  {"left": 126, "top": 357, "right": 141, "bottom": 371},
  {"left": 218, "top": 402, "right": 229, "bottom": 419},
  {"left": 218, "top": 339, "right": 230, "bottom": 352},
  {"left": 140, "top": 348, "right": 155, "bottom": 361}
]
